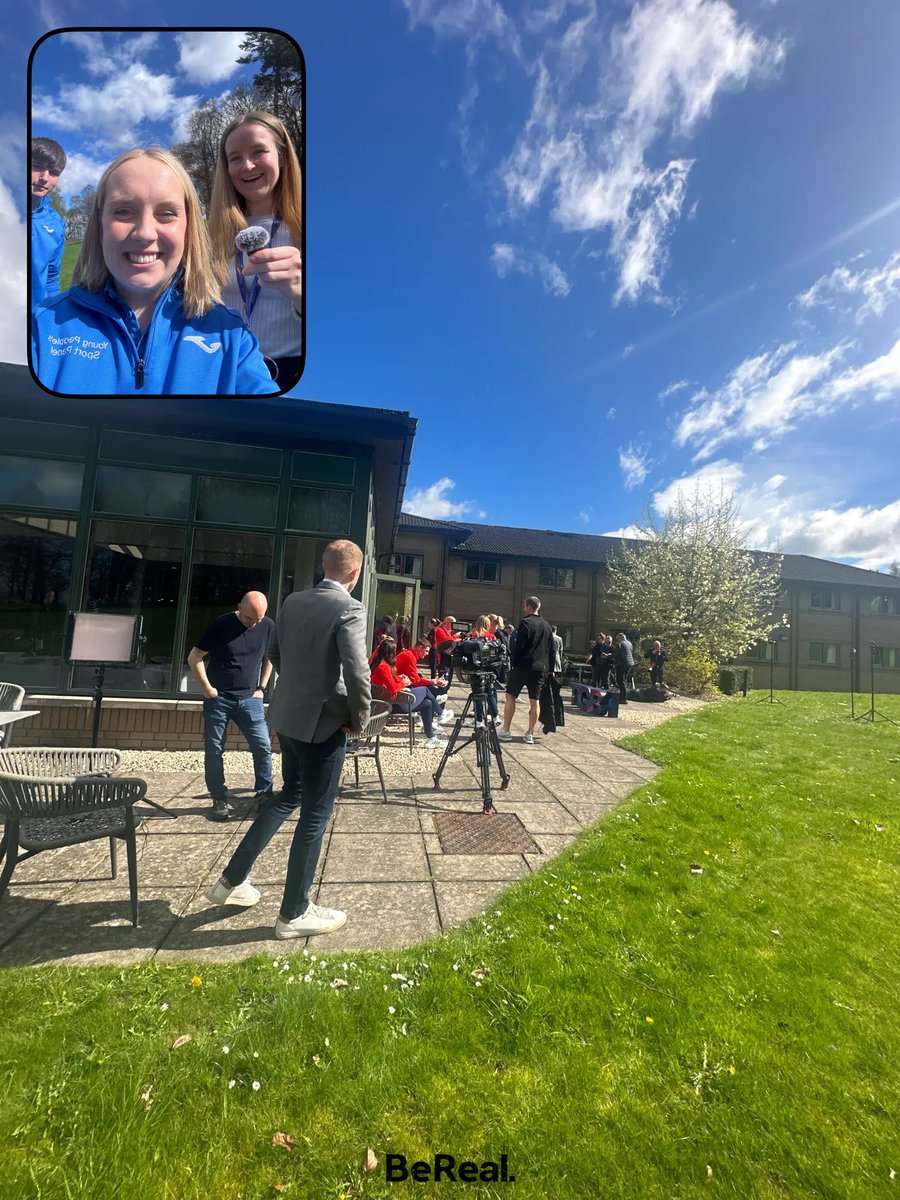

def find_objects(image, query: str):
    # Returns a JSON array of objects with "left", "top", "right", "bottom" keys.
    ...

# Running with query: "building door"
[{"left": 371, "top": 573, "right": 421, "bottom": 650}]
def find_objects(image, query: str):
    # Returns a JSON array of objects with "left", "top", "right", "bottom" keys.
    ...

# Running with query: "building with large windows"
[
  {"left": 391, "top": 514, "right": 900, "bottom": 694},
  {"left": 0, "top": 364, "right": 416, "bottom": 745}
]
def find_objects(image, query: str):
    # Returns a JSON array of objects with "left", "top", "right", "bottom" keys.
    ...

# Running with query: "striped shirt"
[{"left": 222, "top": 214, "right": 302, "bottom": 360}]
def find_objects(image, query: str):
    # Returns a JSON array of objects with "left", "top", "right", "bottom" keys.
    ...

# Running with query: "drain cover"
[{"left": 433, "top": 811, "right": 539, "bottom": 855}]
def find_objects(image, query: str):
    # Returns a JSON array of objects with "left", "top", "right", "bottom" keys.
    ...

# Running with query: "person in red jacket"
[
  {"left": 434, "top": 615, "right": 460, "bottom": 683},
  {"left": 396, "top": 638, "right": 454, "bottom": 723},
  {"left": 370, "top": 639, "right": 443, "bottom": 747}
]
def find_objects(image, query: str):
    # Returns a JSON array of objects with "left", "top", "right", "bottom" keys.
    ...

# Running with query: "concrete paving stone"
[
  {"left": 311, "top": 882, "right": 440, "bottom": 951},
  {"left": 416, "top": 796, "right": 491, "bottom": 816},
  {"left": 332, "top": 804, "right": 421, "bottom": 834},
  {"left": 204, "top": 828, "right": 325, "bottom": 888},
  {"left": 117, "top": 832, "right": 233, "bottom": 888},
  {"left": 526, "top": 832, "right": 580, "bottom": 859},
  {"left": 434, "top": 881, "right": 514, "bottom": 929},
  {"left": 0, "top": 882, "right": 77, "bottom": 948},
  {"left": 423, "top": 832, "right": 442, "bottom": 854},
  {"left": 141, "top": 772, "right": 207, "bottom": 800},
  {"left": 558, "top": 797, "right": 621, "bottom": 827},
  {"left": 428, "top": 854, "right": 530, "bottom": 882},
  {"left": 0, "top": 886, "right": 184, "bottom": 968},
  {"left": 5, "top": 839, "right": 109, "bottom": 885},
  {"left": 501, "top": 780, "right": 562, "bottom": 803},
  {"left": 499, "top": 802, "right": 582, "bottom": 835},
  {"left": 155, "top": 887, "right": 286, "bottom": 961},
  {"left": 322, "top": 833, "right": 429, "bottom": 883}
]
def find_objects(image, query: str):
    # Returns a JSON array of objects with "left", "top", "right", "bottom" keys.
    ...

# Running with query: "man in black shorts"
[
  {"left": 188, "top": 591, "right": 275, "bottom": 820},
  {"left": 498, "top": 595, "right": 553, "bottom": 745}
]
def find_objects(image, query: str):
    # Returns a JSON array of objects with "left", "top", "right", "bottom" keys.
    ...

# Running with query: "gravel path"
[{"left": 118, "top": 690, "right": 713, "bottom": 781}]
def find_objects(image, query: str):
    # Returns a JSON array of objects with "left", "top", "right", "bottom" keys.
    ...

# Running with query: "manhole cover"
[{"left": 433, "top": 811, "right": 539, "bottom": 855}]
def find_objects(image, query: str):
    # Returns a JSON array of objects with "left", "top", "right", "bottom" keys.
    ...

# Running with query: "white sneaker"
[
  {"left": 523, "top": 733, "right": 535, "bottom": 745},
  {"left": 423, "top": 735, "right": 442, "bottom": 749},
  {"left": 438, "top": 707, "right": 455, "bottom": 724},
  {"left": 206, "top": 876, "right": 261, "bottom": 907},
  {"left": 497, "top": 729, "right": 513, "bottom": 742},
  {"left": 274, "top": 902, "right": 347, "bottom": 939}
]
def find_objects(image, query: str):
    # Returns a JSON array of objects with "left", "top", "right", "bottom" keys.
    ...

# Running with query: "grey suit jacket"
[{"left": 267, "top": 581, "right": 372, "bottom": 743}]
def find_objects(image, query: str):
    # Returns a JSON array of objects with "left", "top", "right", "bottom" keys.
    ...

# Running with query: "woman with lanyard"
[{"left": 209, "top": 111, "right": 303, "bottom": 388}]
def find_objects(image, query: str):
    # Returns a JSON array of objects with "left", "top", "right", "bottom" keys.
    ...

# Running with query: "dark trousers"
[
  {"left": 615, "top": 665, "right": 633, "bottom": 697},
  {"left": 202, "top": 695, "right": 272, "bottom": 799},
  {"left": 222, "top": 728, "right": 346, "bottom": 921}
]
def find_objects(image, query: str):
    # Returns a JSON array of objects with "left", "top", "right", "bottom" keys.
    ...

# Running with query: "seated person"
[
  {"left": 397, "top": 638, "right": 452, "bottom": 719},
  {"left": 32, "top": 148, "right": 278, "bottom": 396},
  {"left": 370, "top": 638, "right": 442, "bottom": 748}
]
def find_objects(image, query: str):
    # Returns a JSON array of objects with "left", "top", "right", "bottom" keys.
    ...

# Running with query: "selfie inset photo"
[{"left": 28, "top": 28, "right": 305, "bottom": 397}]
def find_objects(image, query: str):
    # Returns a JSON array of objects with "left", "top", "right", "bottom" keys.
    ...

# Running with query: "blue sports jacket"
[
  {"left": 32, "top": 275, "right": 279, "bottom": 396},
  {"left": 31, "top": 196, "right": 66, "bottom": 306}
]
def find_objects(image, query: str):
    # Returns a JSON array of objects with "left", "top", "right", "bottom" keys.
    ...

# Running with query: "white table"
[{"left": 0, "top": 711, "right": 40, "bottom": 726}]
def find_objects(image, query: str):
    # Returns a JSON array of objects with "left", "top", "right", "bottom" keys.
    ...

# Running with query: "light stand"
[
  {"left": 755, "top": 639, "right": 784, "bottom": 704},
  {"left": 848, "top": 647, "right": 856, "bottom": 719},
  {"left": 853, "top": 641, "right": 899, "bottom": 727}
]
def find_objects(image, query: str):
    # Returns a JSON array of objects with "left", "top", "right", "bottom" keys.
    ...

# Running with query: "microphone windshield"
[{"left": 234, "top": 225, "right": 270, "bottom": 254}]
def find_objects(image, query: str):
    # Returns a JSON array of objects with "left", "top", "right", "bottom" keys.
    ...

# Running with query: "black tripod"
[
  {"left": 853, "top": 641, "right": 899, "bottom": 727},
  {"left": 433, "top": 672, "right": 510, "bottom": 814},
  {"left": 754, "top": 642, "right": 783, "bottom": 705}
]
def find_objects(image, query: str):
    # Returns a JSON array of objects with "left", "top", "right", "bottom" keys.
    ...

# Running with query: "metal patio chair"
[
  {"left": 0, "top": 747, "right": 146, "bottom": 927},
  {"left": 343, "top": 700, "right": 392, "bottom": 803},
  {"left": 0, "top": 683, "right": 26, "bottom": 749},
  {"left": 371, "top": 683, "right": 416, "bottom": 752}
]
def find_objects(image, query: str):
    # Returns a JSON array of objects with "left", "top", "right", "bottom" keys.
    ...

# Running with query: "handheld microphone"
[{"left": 234, "top": 225, "right": 270, "bottom": 255}]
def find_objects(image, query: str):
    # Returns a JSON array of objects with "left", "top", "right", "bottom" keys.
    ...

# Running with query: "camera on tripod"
[{"left": 450, "top": 637, "right": 508, "bottom": 686}]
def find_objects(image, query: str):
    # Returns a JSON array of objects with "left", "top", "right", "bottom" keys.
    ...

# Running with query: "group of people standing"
[
  {"left": 588, "top": 633, "right": 668, "bottom": 701},
  {"left": 30, "top": 110, "right": 303, "bottom": 396}
]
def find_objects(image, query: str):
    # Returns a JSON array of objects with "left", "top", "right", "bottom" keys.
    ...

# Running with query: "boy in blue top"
[
  {"left": 31, "top": 147, "right": 278, "bottom": 397},
  {"left": 30, "top": 137, "right": 67, "bottom": 307}
]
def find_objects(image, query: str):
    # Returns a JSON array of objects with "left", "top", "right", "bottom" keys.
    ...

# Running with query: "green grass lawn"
[
  {"left": 59, "top": 241, "right": 80, "bottom": 293},
  {"left": 1, "top": 693, "right": 897, "bottom": 1199}
]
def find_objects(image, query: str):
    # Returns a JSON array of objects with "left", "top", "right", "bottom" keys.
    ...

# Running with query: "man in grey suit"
[{"left": 205, "top": 539, "right": 371, "bottom": 939}]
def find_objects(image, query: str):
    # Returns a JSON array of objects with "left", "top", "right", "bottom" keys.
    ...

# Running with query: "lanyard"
[{"left": 236, "top": 216, "right": 281, "bottom": 323}]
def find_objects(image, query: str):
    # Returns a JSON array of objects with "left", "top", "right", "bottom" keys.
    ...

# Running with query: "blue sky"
[{"left": 4, "top": 1, "right": 899, "bottom": 570}]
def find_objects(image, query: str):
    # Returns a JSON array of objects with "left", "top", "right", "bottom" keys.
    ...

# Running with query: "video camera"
[{"left": 450, "top": 637, "right": 509, "bottom": 685}]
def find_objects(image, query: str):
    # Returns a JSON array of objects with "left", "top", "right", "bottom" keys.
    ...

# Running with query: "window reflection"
[
  {"left": 281, "top": 536, "right": 329, "bottom": 602},
  {"left": 94, "top": 465, "right": 191, "bottom": 521},
  {"left": 75, "top": 521, "right": 185, "bottom": 692},
  {"left": 0, "top": 512, "right": 77, "bottom": 688},
  {"left": 0, "top": 455, "right": 84, "bottom": 510},
  {"left": 180, "top": 529, "right": 274, "bottom": 694}
]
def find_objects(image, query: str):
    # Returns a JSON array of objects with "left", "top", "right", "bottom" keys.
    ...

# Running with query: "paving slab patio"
[{"left": 0, "top": 689, "right": 708, "bottom": 966}]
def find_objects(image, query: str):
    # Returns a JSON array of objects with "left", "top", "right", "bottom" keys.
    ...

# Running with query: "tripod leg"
[
  {"left": 477, "top": 725, "right": 495, "bottom": 814},
  {"left": 433, "top": 694, "right": 473, "bottom": 788},
  {"left": 487, "top": 715, "right": 511, "bottom": 789}
]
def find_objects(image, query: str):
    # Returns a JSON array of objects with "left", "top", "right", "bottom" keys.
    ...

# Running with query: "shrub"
[
  {"left": 719, "top": 666, "right": 753, "bottom": 695},
  {"left": 666, "top": 648, "right": 720, "bottom": 697}
]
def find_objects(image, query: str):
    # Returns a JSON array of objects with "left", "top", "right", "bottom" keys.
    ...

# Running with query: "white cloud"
[
  {"left": 175, "top": 32, "right": 249, "bottom": 85},
  {"left": 619, "top": 445, "right": 652, "bottom": 489},
  {"left": 490, "top": 241, "right": 571, "bottom": 295},
  {"left": 606, "top": 406, "right": 617, "bottom": 420},
  {"left": 32, "top": 65, "right": 199, "bottom": 153},
  {"left": 404, "top": 477, "right": 486, "bottom": 520},
  {"left": 55, "top": 152, "right": 112, "bottom": 202},
  {"left": 675, "top": 334, "right": 900, "bottom": 459},
  {"left": 59, "top": 32, "right": 160, "bottom": 78},
  {"left": 0, "top": 178, "right": 27, "bottom": 364},
  {"left": 651, "top": 460, "right": 900, "bottom": 571},
  {"left": 403, "top": 0, "right": 522, "bottom": 53},
  {"left": 659, "top": 377, "right": 690, "bottom": 399},
  {"left": 795, "top": 249, "right": 900, "bottom": 324},
  {"left": 499, "top": 0, "right": 784, "bottom": 302},
  {"left": 577, "top": 507, "right": 592, "bottom": 524}
]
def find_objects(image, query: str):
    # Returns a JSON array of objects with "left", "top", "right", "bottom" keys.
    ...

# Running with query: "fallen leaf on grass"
[
  {"left": 140, "top": 1086, "right": 153, "bottom": 1110},
  {"left": 706, "top": 1164, "right": 713, "bottom": 1179},
  {"left": 271, "top": 1132, "right": 295, "bottom": 1151},
  {"left": 362, "top": 1147, "right": 378, "bottom": 1171},
  {"left": 470, "top": 967, "right": 490, "bottom": 980},
  {"left": 273, "top": 1186, "right": 290, "bottom": 1194},
  {"left": 171, "top": 1034, "right": 192, "bottom": 1050}
]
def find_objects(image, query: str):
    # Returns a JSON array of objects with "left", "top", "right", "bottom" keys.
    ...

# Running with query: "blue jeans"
[
  {"left": 393, "top": 685, "right": 436, "bottom": 736},
  {"left": 203, "top": 694, "right": 273, "bottom": 799},
  {"left": 222, "top": 728, "right": 346, "bottom": 920}
]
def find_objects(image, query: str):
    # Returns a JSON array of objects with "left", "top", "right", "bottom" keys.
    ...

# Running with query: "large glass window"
[
  {"left": 811, "top": 588, "right": 839, "bottom": 610},
  {"left": 94, "top": 466, "right": 191, "bottom": 521},
  {"left": 280, "top": 536, "right": 330, "bottom": 602},
  {"left": 870, "top": 594, "right": 900, "bottom": 615},
  {"left": 873, "top": 646, "right": 898, "bottom": 668},
  {"left": 387, "top": 553, "right": 423, "bottom": 578},
  {"left": 75, "top": 521, "right": 186, "bottom": 692},
  {"left": 180, "top": 530, "right": 274, "bottom": 694},
  {"left": 745, "top": 641, "right": 777, "bottom": 661},
  {"left": 196, "top": 477, "right": 278, "bottom": 528},
  {"left": 288, "top": 487, "right": 352, "bottom": 535},
  {"left": 464, "top": 559, "right": 500, "bottom": 583},
  {"left": 0, "top": 512, "right": 78, "bottom": 687},
  {"left": 0, "top": 456, "right": 83, "bottom": 510}
]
